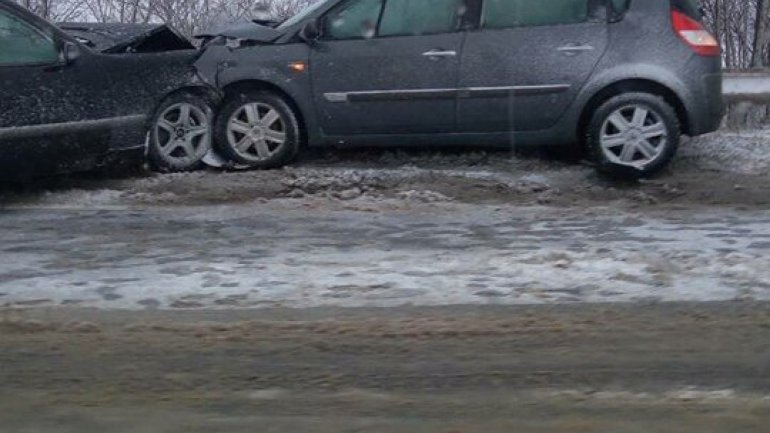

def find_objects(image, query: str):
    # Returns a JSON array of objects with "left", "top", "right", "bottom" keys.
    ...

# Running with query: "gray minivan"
[{"left": 190, "top": 0, "right": 723, "bottom": 178}]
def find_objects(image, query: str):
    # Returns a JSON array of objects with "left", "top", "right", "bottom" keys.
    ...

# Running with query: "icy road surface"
[
  {"left": 2, "top": 129, "right": 769, "bottom": 310},
  {"left": 1, "top": 200, "right": 768, "bottom": 309}
]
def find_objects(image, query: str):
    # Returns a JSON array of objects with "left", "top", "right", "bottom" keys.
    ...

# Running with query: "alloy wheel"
[
  {"left": 599, "top": 105, "right": 668, "bottom": 169},
  {"left": 226, "top": 102, "right": 287, "bottom": 163},
  {"left": 154, "top": 102, "right": 211, "bottom": 166}
]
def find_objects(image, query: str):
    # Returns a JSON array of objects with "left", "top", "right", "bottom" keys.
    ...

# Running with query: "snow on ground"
[
  {"left": 0, "top": 201, "right": 768, "bottom": 310},
  {"left": 0, "top": 129, "right": 766, "bottom": 211},
  {"left": 680, "top": 129, "right": 770, "bottom": 175},
  {"left": 0, "top": 129, "right": 768, "bottom": 310}
]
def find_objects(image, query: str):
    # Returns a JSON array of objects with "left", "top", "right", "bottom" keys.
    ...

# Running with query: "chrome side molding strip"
[{"left": 324, "top": 84, "right": 571, "bottom": 103}]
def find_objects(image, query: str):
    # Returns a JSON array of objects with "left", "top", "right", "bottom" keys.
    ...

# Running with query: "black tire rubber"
[
  {"left": 148, "top": 92, "right": 214, "bottom": 173},
  {"left": 587, "top": 92, "right": 680, "bottom": 179},
  {"left": 214, "top": 91, "right": 301, "bottom": 169}
]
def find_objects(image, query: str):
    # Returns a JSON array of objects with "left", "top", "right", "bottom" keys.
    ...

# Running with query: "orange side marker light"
[{"left": 289, "top": 61, "right": 307, "bottom": 73}]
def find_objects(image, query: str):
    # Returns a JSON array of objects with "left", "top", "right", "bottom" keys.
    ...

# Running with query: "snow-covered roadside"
[
  {"left": 1, "top": 201, "right": 768, "bottom": 310},
  {"left": 679, "top": 129, "right": 770, "bottom": 175},
  {"left": 1, "top": 128, "right": 768, "bottom": 210},
  {"left": 1, "top": 128, "right": 768, "bottom": 310}
]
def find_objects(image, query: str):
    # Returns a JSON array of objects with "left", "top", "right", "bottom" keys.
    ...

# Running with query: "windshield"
[{"left": 279, "top": 0, "right": 328, "bottom": 29}]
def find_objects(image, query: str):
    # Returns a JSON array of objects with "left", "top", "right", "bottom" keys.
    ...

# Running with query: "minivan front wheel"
[
  {"left": 587, "top": 93, "right": 680, "bottom": 178},
  {"left": 214, "top": 91, "right": 301, "bottom": 169}
]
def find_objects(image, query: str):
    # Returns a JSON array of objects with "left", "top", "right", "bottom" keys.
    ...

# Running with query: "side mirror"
[
  {"left": 299, "top": 19, "right": 321, "bottom": 44},
  {"left": 61, "top": 41, "right": 81, "bottom": 64}
]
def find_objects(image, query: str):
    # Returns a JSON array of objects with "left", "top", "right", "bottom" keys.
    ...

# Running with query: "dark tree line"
[{"left": 701, "top": 0, "right": 770, "bottom": 69}]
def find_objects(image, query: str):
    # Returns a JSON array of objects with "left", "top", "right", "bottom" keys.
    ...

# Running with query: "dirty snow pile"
[{"left": 681, "top": 129, "right": 770, "bottom": 175}]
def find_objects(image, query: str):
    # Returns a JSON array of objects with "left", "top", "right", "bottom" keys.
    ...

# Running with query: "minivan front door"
[
  {"left": 457, "top": 0, "right": 609, "bottom": 133},
  {"left": 310, "top": 0, "right": 465, "bottom": 137}
]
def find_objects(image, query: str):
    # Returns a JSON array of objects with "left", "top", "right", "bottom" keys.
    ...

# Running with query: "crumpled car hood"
[
  {"left": 59, "top": 22, "right": 195, "bottom": 53},
  {"left": 196, "top": 22, "right": 283, "bottom": 43}
]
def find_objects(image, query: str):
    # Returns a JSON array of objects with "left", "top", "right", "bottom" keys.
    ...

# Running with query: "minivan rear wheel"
[
  {"left": 587, "top": 93, "right": 680, "bottom": 178},
  {"left": 214, "top": 91, "right": 301, "bottom": 169}
]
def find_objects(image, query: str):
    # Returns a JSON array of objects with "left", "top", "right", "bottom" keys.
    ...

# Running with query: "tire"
[
  {"left": 148, "top": 93, "right": 214, "bottom": 172},
  {"left": 587, "top": 92, "right": 680, "bottom": 179},
  {"left": 214, "top": 91, "right": 301, "bottom": 169}
]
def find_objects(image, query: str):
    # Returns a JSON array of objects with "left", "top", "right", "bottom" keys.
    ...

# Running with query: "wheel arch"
[
  {"left": 577, "top": 79, "right": 690, "bottom": 142},
  {"left": 146, "top": 85, "right": 221, "bottom": 130}
]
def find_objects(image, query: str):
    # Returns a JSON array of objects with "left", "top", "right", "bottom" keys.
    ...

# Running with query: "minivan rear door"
[
  {"left": 310, "top": 0, "right": 465, "bottom": 137},
  {"left": 457, "top": 0, "right": 609, "bottom": 133}
]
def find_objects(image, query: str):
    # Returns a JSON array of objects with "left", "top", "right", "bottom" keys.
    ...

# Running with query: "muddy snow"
[
  {"left": 2, "top": 130, "right": 770, "bottom": 433},
  {"left": 0, "top": 131, "right": 768, "bottom": 208},
  {"left": 0, "top": 130, "right": 768, "bottom": 310},
  {"left": 678, "top": 129, "right": 770, "bottom": 175}
]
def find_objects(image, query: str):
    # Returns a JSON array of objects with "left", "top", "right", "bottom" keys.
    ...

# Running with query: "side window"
[
  {"left": 611, "top": 0, "right": 631, "bottom": 13},
  {"left": 324, "top": 0, "right": 384, "bottom": 40},
  {"left": 379, "top": 0, "right": 462, "bottom": 37},
  {"left": 482, "top": 0, "right": 590, "bottom": 29},
  {"left": 0, "top": 9, "right": 58, "bottom": 65}
]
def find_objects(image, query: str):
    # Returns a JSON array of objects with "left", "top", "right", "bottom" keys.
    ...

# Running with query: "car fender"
[
  {"left": 566, "top": 63, "right": 695, "bottom": 132},
  {"left": 196, "top": 44, "right": 322, "bottom": 146}
]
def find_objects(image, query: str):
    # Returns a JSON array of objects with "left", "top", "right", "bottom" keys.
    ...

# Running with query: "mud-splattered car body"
[
  {"left": 194, "top": 0, "right": 723, "bottom": 178},
  {"left": 0, "top": 0, "right": 212, "bottom": 180}
]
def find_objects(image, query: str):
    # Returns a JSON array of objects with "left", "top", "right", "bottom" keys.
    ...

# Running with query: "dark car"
[
  {"left": 0, "top": 0, "right": 216, "bottom": 180},
  {"left": 58, "top": 22, "right": 195, "bottom": 54},
  {"left": 196, "top": 0, "right": 723, "bottom": 177}
]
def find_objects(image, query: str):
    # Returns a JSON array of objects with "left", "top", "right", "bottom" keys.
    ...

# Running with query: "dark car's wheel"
[
  {"left": 148, "top": 93, "right": 213, "bottom": 172},
  {"left": 214, "top": 91, "right": 301, "bottom": 169},
  {"left": 587, "top": 93, "right": 680, "bottom": 179}
]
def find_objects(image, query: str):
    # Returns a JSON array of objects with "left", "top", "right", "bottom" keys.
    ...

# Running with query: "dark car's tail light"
[{"left": 671, "top": 9, "right": 720, "bottom": 57}]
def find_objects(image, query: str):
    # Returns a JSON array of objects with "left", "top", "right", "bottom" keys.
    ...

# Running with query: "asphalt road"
[{"left": 2, "top": 303, "right": 770, "bottom": 433}]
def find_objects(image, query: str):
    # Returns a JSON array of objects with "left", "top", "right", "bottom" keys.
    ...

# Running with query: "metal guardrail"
[{"left": 723, "top": 72, "right": 770, "bottom": 103}]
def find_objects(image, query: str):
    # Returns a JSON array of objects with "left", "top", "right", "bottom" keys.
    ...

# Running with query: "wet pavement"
[{"left": 1, "top": 200, "right": 768, "bottom": 309}]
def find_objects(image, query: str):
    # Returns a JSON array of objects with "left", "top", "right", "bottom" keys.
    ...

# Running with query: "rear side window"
[
  {"left": 324, "top": 0, "right": 465, "bottom": 40},
  {"left": 324, "top": 0, "right": 384, "bottom": 40},
  {"left": 0, "top": 9, "right": 58, "bottom": 65},
  {"left": 482, "top": 0, "right": 589, "bottom": 29},
  {"left": 379, "top": 0, "right": 462, "bottom": 37}
]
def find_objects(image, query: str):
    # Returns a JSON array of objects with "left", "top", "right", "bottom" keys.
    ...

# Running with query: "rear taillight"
[{"left": 671, "top": 9, "right": 720, "bottom": 56}]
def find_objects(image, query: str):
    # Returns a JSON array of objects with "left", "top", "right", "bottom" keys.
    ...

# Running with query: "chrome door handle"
[
  {"left": 422, "top": 49, "right": 457, "bottom": 60},
  {"left": 557, "top": 44, "right": 595, "bottom": 56}
]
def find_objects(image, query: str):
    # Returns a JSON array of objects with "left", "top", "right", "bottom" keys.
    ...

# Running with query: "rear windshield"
[{"left": 671, "top": 0, "right": 702, "bottom": 19}]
